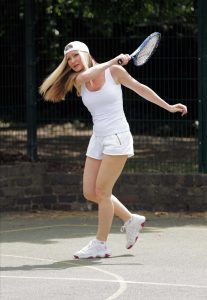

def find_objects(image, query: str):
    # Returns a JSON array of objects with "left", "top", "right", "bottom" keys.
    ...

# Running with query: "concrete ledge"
[{"left": 0, "top": 162, "right": 206, "bottom": 212}]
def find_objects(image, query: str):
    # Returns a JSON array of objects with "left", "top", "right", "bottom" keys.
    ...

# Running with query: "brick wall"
[{"left": 0, "top": 162, "right": 206, "bottom": 211}]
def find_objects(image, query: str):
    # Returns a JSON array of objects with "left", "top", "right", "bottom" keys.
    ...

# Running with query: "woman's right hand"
[{"left": 114, "top": 54, "right": 130, "bottom": 66}]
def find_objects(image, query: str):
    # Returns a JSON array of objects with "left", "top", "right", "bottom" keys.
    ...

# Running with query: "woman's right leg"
[
  {"left": 83, "top": 156, "right": 132, "bottom": 223},
  {"left": 74, "top": 156, "right": 145, "bottom": 258}
]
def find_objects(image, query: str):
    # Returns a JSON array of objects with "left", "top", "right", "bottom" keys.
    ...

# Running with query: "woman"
[{"left": 40, "top": 41, "right": 187, "bottom": 259}]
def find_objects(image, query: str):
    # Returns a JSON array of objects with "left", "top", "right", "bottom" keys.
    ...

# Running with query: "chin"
[{"left": 73, "top": 67, "right": 81, "bottom": 72}]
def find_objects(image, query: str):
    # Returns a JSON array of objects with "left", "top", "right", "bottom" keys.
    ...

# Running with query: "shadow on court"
[
  {"left": 0, "top": 211, "right": 207, "bottom": 300},
  {"left": 1, "top": 255, "right": 144, "bottom": 272}
]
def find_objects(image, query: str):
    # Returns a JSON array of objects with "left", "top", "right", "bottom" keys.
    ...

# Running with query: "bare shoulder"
[
  {"left": 110, "top": 65, "right": 135, "bottom": 85},
  {"left": 110, "top": 65, "right": 128, "bottom": 84}
]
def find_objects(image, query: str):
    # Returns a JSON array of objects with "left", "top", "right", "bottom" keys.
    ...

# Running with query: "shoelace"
[
  {"left": 82, "top": 240, "right": 106, "bottom": 251},
  {"left": 121, "top": 223, "right": 139, "bottom": 242},
  {"left": 120, "top": 218, "right": 132, "bottom": 233},
  {"left": 81, "top": 240, "right": 96, "bottom": 251},
  {"left": 120, "top": 225, "right": 126, "bottom": 233}
]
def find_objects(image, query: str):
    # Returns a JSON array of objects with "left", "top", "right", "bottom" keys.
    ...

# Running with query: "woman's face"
[{"left": 66, "top": 51, "right": 84, "bottom": 72}]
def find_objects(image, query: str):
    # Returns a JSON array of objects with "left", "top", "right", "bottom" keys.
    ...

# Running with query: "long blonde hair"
[{"left": 39, "top": 52, "right": 95, "bottom": 102}]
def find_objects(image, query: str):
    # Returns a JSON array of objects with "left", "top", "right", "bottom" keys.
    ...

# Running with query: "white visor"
[{"left": 64, "top": 41, "right": 89, "bottom": 55}]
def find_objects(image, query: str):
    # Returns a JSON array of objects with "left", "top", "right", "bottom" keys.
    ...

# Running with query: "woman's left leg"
[
  {"left": 95, "top": 154, "right": 128, "bottom": 241},
  {"left": 74, "top": 153, "right": 146, "bottom": 259}
]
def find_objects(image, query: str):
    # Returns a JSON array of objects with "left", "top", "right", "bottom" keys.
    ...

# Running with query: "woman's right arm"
[{"left": 75, "top": 54, "right": 129, "bottom": 85}]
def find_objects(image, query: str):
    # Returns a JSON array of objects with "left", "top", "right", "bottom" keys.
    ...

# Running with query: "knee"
[
  {"left": 95, "top": 186, "right": 110, "bottom": 202},
  {"left": 83, "top": 190, "right": 97, "bottom": 202},
  {"left": 83, "top": 187, "right": 110, "bottom": 203}
]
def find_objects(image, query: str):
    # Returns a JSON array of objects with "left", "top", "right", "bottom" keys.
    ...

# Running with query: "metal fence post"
[
  {"left": 25, "top": 0, "right": 37, "bottom": 161},
  {"left": 198, "top": 0, "right": 207, "bottom": 173}
]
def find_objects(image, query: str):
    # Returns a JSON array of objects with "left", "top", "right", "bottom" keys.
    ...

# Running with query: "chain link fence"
[{"left": 0, "top": 1, "right": 202, "bottom": 173}]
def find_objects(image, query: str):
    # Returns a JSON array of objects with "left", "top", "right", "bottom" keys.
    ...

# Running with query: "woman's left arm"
[{"left": 113, "top": 65, "right": 187, "bottom": 116}]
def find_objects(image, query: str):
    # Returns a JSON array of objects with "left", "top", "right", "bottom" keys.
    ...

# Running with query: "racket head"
[{"left": 130, "top": 32, "right": 161, "bottom": 66}]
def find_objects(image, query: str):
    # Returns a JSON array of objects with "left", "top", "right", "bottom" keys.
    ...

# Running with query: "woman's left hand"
[{"left": 168, "top": 103, "right": 188, "bottom": 116}]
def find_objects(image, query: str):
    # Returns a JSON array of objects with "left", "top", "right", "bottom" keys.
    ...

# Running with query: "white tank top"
[{"left": 81, "top": 68, "right": 129, "bottom": 136}]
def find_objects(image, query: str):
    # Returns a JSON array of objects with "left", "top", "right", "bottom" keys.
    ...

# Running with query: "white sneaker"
[
  {"left": 74, "top": 240, "right": 111, "bottom": 259},
  {"left": 121, "top": 214, "right": 146, "bottom": 249}
]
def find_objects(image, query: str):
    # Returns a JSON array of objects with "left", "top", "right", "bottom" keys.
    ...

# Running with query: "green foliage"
[
  {"left": 33, "top": 0, "right": 197, "bottom": 77},
  {"left": 34, "top": 0, "right": 196, "bottom": 37},
  {"left": 1, "top": 0, "right": 195, "bottom": 70},
  {"left": 0, "top": 0, "right": 196, "bottom": 41}
]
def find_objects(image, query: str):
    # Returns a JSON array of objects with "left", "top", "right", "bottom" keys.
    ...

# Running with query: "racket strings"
[{"left": 135, "top": 37, "right": 159, "bottom": 65}]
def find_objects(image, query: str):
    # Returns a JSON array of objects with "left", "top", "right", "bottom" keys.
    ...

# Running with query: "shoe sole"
[
  {"left": 127, "top": 221, "right": 145, "bottom": 249},
  {"left": 74, "top": 253, "right": 111, "bottom": 259}
]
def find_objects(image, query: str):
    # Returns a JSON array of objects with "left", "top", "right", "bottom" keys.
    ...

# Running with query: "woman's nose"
[{"left": 71, "top": 56, "right": 77, "bottom": 63}]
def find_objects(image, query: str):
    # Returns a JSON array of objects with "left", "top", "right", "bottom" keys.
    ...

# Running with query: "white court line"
[
  {"left": 0, "top": 224, "right": 206, "bottom": 234},
  {"left": 0, "top": 224, "right": 97, "bottom": 233},
  {"left": 1, "top": 254, "right": 127, "bottom": 300},
  {"left": 1, "top": 275, "right": 207, "bottom": 290}
]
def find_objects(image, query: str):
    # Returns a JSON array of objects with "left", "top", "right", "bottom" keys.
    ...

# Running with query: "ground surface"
[{"left": 1, "top": 210, "right": 206, "bottom": 300}]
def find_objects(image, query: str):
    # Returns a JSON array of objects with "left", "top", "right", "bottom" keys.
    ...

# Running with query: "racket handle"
[{"left": 118, "top": 55, "right": 131, "bottom": 65}]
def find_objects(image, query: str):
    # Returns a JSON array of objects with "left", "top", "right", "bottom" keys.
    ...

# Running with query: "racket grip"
[{"left": 118, "top": 59, "right": 123, "bottom": 65}]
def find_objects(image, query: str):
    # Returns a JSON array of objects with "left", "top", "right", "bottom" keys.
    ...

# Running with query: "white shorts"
[{"left": 86, "top": 131, "right": 134, "bottom": 160}]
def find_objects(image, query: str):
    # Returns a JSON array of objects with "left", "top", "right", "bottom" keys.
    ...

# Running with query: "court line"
[
  {"left": 1, "top": 254, "right": 127, "bottom": 300},
  {"left": 0, "top": 224, "right": 97, "bottom": 233},
  {"left": 0, "top": 224, "right": 206, "bottom": 234},
  {"left": 0, "top": 223, "right": 128, "bottom": 234},
  {"left": 1, "top": 275, "right": 207, "bottom": 290}
]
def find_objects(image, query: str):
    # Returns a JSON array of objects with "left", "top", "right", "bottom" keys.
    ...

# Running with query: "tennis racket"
[{"left": 118, "top": 32, "right": 161, "bottom": 66}]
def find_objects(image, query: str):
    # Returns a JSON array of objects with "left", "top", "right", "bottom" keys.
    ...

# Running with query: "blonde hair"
[{"left": 39, "top": 52, "right": 95, "bottom": 102}]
